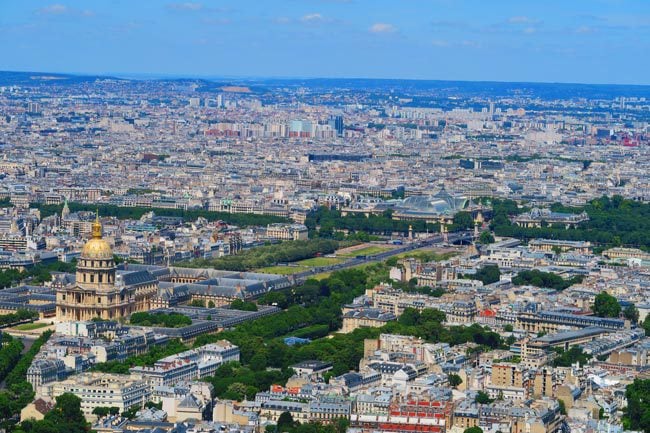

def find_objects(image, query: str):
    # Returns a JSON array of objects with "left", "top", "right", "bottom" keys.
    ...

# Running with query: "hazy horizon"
[{"left": 2, "top": 0, "right": 650, "bottom": 86}]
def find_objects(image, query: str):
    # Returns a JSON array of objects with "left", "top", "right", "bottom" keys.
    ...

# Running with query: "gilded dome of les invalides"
[{"left": 81, "top": 215, "right": 113, "bottom": 260}]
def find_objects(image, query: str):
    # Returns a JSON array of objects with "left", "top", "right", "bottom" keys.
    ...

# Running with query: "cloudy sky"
[{"left": 1, "top": 0, "right": 649, "bottom": 84}]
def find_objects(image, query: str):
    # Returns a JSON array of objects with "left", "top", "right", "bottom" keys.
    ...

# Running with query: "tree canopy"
[
  {"left": 491, "top": 196, "right": 650, "bottom": 251},
  {"left": 305, "top": 206, "right": 441, "bottom": 238},
  {"left": 512, "top": 270, "right": 584, "bottom": 291},
  {"left": 465, "top": 265, "right": 501, "bottom": 285},
  {"left": 129, "top": 312, "right": 192, "bottom": 328},
  {"left": 592, "top": 292, "right": 621, "bottom": 318},
  {"left": 177, "top": 239, "right": 339, "bottom": 271},
  {"left": 624, "top": 379, "right": 650, "bottom": 433},
  {"left": 16, "top": 393, "right": 89, "bottom": 433},
  {"left": 33, "top": 201, "right": 289, "bottom": 227}
]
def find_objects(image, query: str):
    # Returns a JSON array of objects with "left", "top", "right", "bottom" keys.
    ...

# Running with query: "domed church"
[{"left": 55, "top": 215, "right": 158, "bottom": 322}]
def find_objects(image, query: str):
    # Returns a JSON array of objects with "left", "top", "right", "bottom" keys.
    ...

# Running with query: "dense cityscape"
[{"left": 1, "top": 2, "right": 650, "bottom": 433}]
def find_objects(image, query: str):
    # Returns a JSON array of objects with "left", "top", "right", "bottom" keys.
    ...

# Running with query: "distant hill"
[
  {"left": 253, "top": 77, "right": 650, "bottom": 100},
  {"left": 1, "top": 70, "right": 649, "bottom": 99},
  {"left": 0, "top": 71, "right": 127, "bottom": 86}
]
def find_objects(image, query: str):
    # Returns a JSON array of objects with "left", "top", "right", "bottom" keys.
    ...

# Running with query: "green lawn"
[
  {"left": 310, "top": 272, "right": 332, "bottom": 280},
  {"left": 296, "top": 257, "right": 344, "bottom": 267},
  {"left": 339, "top": 245, "right": 391, "bottom": 258},
  {"left": 13, "top": 322, "right": 49, "bottom": 331},
  {"left": 258, "top": 257, "right": 344, "bottom": 275},
  {"left": 256, "top": 265, "right": 303, "bottom": 275}
]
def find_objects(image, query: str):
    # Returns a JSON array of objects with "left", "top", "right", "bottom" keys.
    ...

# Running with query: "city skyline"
[{"left": 2, "top": 0, "right": 650, "bottom": 85}]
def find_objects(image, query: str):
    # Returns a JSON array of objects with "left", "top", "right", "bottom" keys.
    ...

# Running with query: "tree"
[
  {"left": 553, "top": 347, "right": 590, "bottom": 367},
  {"left": 467, "top": 265, "right": 501, "bottom": 285},
  {"left": 249, "top": 352, "right": 268, "bottom": 371},
  {"left": 453, "top": 212, "right": 475, "bottom": 231},
  {"left": 479, "top": 231, "right": 495, "bottom": 244},
  {"left": 278, "top": 411, "right": 295, "bottom": 431},
  {"left": 190, "top": 299, "right": 206, "bottom": 307},
  {"left": 558, "top": 399, "right": 567, "bottom": 415},
  {"left": 624, "top": 305, "right": 639, "bottom": 324},
  {"left": 624, "top": 379, "right": 650, "bottom": 433},
  {"left": 231, "top": 299, "right": 258, "bottom": 312},
  {"left": 643, "top": 315, "right": 650, "bottom": 337},
  {"left": 45, "top": 393, "right": 87, "bottom": 426},
  {"left": 592, "top": 292, "right": 621, "bottom": 318},
  {"left": 475, "top": 391, "right": 493, "bottom": 404},
  {"left": 334, "top": 418, "right": 350, "bottom": 433},
  {"left": 92, "top": 406, "right": 110, "bottom": 417},
  {"left": 398, "top": 308, "right": 420, "bottom": 327},
  {"left": 512, "top": 269, "right": 583, "bottom": 291},
  {"left": 464, "top": 427, "right": 483, "bottom": 433},
  {"left": 504, "top": 324, "right": 514, "bottom": 332},
  {"left": 448, "top": 374, "right": 463, "bottom": 388}
]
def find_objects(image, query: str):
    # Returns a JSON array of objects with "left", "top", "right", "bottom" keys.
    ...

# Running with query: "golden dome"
[
  {"left": 81, "top": 214, "right": 113, "bottom": 260},
  {"left": 81, "top": 237, "right": 113, "bottom": 260}
]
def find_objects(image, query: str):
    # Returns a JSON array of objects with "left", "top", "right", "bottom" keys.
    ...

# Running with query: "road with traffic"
[{"left": 291, "top": 231, "right": 474, "bottom": 282}]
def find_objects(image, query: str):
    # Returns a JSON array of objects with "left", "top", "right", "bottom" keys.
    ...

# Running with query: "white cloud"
[
  {"left": 508, "top": 16, "right": 534, "bottom": 24},
  {"left": 301, "top": 13, "right": 324, "bottom": 23},
  {"left": 36, "top": 4, "right": 68, "bottom": 15},
  {"left": 273, "top": 17, "right": 291, "bottom": 24},
  {"left": 369, "top": 23, "right": 397, "bottom": 34},
  {"left": 167, "top": 2, "right": 203, "bottom": 11},
  {"left": 575, "top": 25, "right": 594, "bottom": 34},
  {"left": 431, "top": 39, "right": 450, "bottom": 47}
]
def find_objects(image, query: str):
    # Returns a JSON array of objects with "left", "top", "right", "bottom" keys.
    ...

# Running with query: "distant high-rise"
[
  {"left": 27, "top": 102, "right": 41, "bottom": 114},
  {"left": 328, "top": 115, "right": 344, "bottom": 137},
  {"left": 289, "top": 120, "right": 313, "bottom": 137}
]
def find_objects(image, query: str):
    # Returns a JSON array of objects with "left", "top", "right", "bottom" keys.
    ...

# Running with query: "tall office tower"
[
  {"left": 188, "top": 97, "right": 201, "bottom": 107},
  {"left": 489, "top": 101, "right": 495, "bottom": 116},
  {"left": 328, "top": 115, "right": 344, "bottom": 137},
  {"left": 27, "top": 102, "right": 41, "bottom": 114},
  {"left": 216, "top": 94, "right": 224, "bottom": 108},
  {"left": 289, "top": 120, "right": 313, "bottom": 138}
]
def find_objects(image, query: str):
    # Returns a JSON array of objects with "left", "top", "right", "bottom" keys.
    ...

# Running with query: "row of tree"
[
  {"left": 270, "top": 412, "right": 349, "bottom": 433},
  {"left": 305, "top": 206, "right": 441, "bottom": 237},
  {"left": 33, "top": 201, "right": 289, "bottom": 227},
  {"left": 0, "top": 330, "right": 53, "bottom": 425},
  {"left": 129, "top": 312, "right": 192, "bottom": 328},
  {"left": 0, "top": 335, "right": 24, "bottom": 385},
  {"left": 90, "top": 339, "right": 188, "bottom": 374},
  {"left": 177, "top": 239, "right": 339, "bottom": 271},
  {"left": 0, "top": 310, "right": 39, "bottom": 327},
  {"left": 0, "top": 261, "right": 77, "bottom": 290}
]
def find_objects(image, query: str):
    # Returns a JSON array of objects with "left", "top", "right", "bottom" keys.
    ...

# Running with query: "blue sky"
[{"left": 1, "top": 0, "right": 649, "bottom": 84}]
